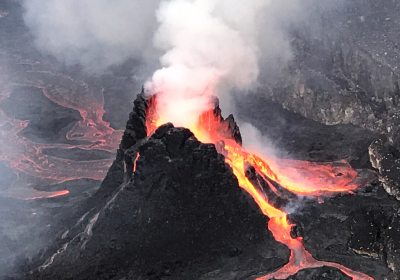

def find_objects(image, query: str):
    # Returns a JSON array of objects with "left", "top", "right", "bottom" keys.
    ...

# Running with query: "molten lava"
[
  {"left": 146, "top": 99, "right": 373, "bottom": 280},
  {"left": 0, "top": 70, "right": 121, "bottom": 200}
]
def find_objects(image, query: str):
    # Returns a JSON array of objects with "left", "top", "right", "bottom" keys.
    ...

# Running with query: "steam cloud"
[
  {"left": 22, "top": 0, "right": 162, "bottom": 71},
  {"left": 145, "top": 0, "right": 265, "bottom": 127},
  {"left": 145, "top": 0, "right": 308, "bottom": 127},
  {"left": 22, "top": 0, "right": 306, "bottom": 124}
]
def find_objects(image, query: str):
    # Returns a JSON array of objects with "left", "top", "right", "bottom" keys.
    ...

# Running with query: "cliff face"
[{"left": 262, "top": 0, "right": 400, "bottom": 146}]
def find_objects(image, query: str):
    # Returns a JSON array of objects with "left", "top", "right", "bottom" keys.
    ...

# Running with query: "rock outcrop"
[
  {"left": 287, "top": 266, "right": 351, "bottom": 280},
  {"left": 261, "top": 0, "right": 400, "bottom": 147},
  {"left": 369, "top": 137, "right": 400, "bottom": 200},
  {"left": 289, "top": 183, "right": 400, "bottom": 280}
]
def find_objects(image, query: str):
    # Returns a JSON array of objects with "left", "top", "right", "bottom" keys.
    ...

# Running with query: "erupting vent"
[{"left": 145, "top": 95, "right": 373, "bottom": 280}]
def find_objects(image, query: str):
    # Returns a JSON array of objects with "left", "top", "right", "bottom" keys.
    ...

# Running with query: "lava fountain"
[{"left": 145, "top": 95, "right": 373, "bottom": 280}]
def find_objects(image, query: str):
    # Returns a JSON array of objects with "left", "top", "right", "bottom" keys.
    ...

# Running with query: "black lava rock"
[
  {"left": 369, "top": 137, "right": 400, "bottom": 200},
  {"left": 24, "top": 120, "right": 268, "bottom": 280},
  {"left": 286, "top": 266, "right": 351, "bottom": 280}
]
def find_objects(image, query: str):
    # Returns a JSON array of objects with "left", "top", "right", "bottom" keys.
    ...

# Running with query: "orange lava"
[
  {"left": 21, "top": 190, "right": 70, "bottom": 200},
  {"left": 146, "top": 100, "right": 373, "bottom": 280},
  {"left": 133, "top": 153, "right": 140, "bottom": 172},
  {"left": 0, "top": 71, "right": 120, "bottom": 200}
]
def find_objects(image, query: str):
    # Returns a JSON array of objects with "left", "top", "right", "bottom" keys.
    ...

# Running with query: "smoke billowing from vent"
[
  {"left": 144, "top": 0, "right": 310, "bottom": 128},
  {"left": 145, "top": 0, "right": 267, "bottom": 127},
  {"left": 21, "top": 0, "right": 305, "bottom": 80},
  {"left": 21, "top": 0, "right": 317, "bottom": 138},
  {"left": 19, "top": 0, "right": 338, "bottom": 164}
]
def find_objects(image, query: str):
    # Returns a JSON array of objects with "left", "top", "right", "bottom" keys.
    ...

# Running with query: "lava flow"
[
  {"left": 0, "top": 69, "right": 121, "bottom": 200},
  {"left": 146, "top": 98, "right": 373, "bottom": 280}
]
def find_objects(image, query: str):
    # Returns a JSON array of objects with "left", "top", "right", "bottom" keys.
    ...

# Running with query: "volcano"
[
  {"left": 15, "top": 91, "right": 400, "bottom": 280},
  {"left": 1, "top": 1, "right": 400, "bottom": 279}
]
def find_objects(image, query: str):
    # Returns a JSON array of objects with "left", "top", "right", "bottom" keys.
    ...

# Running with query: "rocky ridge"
[{"left": 262, "top": 0, "right": 400, "bottom": 147}]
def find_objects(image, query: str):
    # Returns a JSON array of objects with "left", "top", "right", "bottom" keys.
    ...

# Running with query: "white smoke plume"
[
  {"left": 240, "top": 122, "right": 279, "bottom": 157},
  {"left": 145, "top": 0, "right": 290, "bottom": 127},
  {"left": 21, "top": 0, "right": 305, "bottom": 113}
]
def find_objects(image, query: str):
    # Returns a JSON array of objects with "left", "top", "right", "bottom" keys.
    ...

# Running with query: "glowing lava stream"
[
  {"left": 147, "top": 107, "right": 374, "bottom": 280},
  {"left": 0, "top": 70, "right": 121, "bottom": 200}
]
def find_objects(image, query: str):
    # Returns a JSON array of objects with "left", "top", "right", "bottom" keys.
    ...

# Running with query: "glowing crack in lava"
[
  {"left": 146, "top": 96, "right": 373, "bottom": 280},
  {"left": 0, "top": 69, "right": 122, "bottom": 200}
]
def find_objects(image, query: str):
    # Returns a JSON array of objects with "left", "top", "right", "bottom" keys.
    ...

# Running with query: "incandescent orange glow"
[
  {"left": 22, "top": 189, "right": 70, "bottom": 200},
  {"left": 133, "top": 153, "right": 140, "bottom": 172},
  {"left": 146, "top": 99, "right": 373, "bottom": 280}
]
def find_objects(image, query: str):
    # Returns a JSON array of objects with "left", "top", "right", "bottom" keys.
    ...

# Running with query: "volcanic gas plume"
[{"left": 145, "top": 0, "right": 268, "bottom": 127}]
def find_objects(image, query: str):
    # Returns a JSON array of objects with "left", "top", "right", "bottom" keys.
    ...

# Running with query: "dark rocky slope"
[
  {"left": 21, "top": 94, "right": 288, "bottom": 280},
  {"left": 262, "top": 0, "right": 400, "bottom": 147},
  {"left": 238, "top": 93, "right": 400, "bottom": 279}
]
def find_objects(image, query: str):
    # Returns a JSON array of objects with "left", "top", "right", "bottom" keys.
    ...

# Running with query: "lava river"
[{"left": 147, "top": 99, "right": 374, "bottom": 280}]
